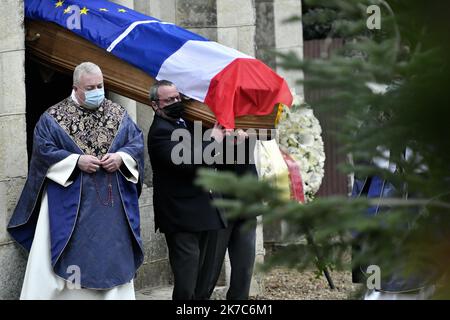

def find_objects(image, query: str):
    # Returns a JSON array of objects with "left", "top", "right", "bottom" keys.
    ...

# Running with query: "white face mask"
[{"left": 83, "top": 88, "right": 105, "bottom": 110}]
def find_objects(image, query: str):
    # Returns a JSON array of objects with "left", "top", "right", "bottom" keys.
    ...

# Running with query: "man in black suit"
[{"left": 147, "top": 80, "right": 226, "bottom": 300}]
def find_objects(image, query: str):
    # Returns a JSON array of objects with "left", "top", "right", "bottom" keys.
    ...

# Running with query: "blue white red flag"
[{"left": 25, "top": 0, "right": 293, "bottom": 128}]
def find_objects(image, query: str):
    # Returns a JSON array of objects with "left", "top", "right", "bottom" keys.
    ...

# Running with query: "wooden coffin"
[{"left": 25, "top": 19, "right": 278, "bottom": 129}]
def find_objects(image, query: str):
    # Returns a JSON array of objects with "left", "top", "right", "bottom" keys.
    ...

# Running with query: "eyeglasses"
[{"left": 156, "top": 95, "right": 181, "bottom": 104}]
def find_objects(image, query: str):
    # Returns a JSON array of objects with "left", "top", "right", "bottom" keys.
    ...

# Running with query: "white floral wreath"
[{"left": 277, "top": 93, "right": 326, "bottom": 202}]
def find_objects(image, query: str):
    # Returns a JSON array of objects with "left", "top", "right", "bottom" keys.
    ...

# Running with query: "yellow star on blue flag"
[{"left": 55, "top": 0, "right": 64, "bottom": 8}]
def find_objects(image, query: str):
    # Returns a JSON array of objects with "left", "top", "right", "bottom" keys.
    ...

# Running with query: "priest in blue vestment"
[{"left": 7, "top": 62, "right": 145, "bottom": 299}]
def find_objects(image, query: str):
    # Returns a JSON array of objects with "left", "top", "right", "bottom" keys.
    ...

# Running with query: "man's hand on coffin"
[
  {"left": 100, "top": 153, "right": 123, "bottom": 173},
  {"left": 211, "top": 121, "right": 225, "bottom": 143},
  {"left": 78, "top": 155, "right": 102, "bottom": 173},
  {"left": 224, "top": 128, "right": 248, "bottom": 145},
  {"left": 235, "top": 129, "right": 248, "bottom": 145}
]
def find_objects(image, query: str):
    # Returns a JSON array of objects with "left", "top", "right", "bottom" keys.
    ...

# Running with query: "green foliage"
[
  {"left": 197, "top": 0, "right": 450, "bottom": 298},
  {"left": 302, "top": 7, "right": 338, "bottom": 40}
]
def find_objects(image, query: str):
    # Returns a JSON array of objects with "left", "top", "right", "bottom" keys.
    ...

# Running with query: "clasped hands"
[{"left": 77, "top": 153, "right": 123, "bottom": 173}]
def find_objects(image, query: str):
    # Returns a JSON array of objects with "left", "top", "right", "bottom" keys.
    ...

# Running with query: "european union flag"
[{"left": 25, "top": 0, "right": 207, "bottom": 76}]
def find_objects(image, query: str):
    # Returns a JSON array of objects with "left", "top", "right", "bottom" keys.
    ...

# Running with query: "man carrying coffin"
[{"left": 147, "top": 80, "right": 226, "bottom": 300}]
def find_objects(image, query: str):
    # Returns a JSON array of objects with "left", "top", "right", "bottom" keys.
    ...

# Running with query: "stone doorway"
[{"left": 24, "top": 58, "right": 73, "bottom": 163}]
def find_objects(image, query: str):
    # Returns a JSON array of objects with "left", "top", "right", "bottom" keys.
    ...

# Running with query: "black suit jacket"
[{"left": 148, "top": 115, "right": 226, "bottom": 233}]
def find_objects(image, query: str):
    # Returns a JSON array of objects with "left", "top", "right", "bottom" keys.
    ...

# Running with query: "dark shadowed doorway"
[{"left": 25, "top": 57, "right": 72, "bottom": 163}]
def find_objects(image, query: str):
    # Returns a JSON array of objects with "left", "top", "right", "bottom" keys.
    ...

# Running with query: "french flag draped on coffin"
[{"left": 25, "top": 0, "right": 293, "bottom": 128}]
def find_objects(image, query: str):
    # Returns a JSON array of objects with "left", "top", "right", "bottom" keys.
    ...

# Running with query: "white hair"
[{"left": 73, "top": 62, "right": 102, "bottom": 85}]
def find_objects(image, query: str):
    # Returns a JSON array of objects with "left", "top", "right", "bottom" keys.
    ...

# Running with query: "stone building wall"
[
  {"left": 256, "top": 0, "right": 303, "bottom": 244},
  {"left": 0, "top": 0, "right": 28, "bottom": 300},
  {"left": 256, "top": 0, "right": 303, "bottom": 96}
]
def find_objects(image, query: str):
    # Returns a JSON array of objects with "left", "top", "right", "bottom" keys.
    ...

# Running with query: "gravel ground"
[{"left": 251, "top": 267, "right": 364, "bottom": 300}]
